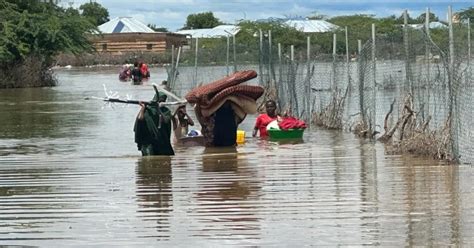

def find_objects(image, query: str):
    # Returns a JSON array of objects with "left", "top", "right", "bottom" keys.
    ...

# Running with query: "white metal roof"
[
  {"left": 176, "top": 25, "right": 240, "bottom": 38},
  {"left": 284, "top": 19, "right": 339, "bottom": 33},
  {"left": 408, "top": 21, "right": 448, "bottom": 30},
  {"left": 98, "top": 17, "right": 155, "bottom": 34}
]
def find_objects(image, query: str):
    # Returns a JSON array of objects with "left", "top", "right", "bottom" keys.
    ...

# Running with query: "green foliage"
[
  {"left": 237, "top": 20, "right": 306, "bottom": 50},
  {"left": 79, "top": 2, "right": 109, "bottom": 26},
  {"left": 457, "top": 7, "right": 474, "bottom": 20},
  {"left": 184, "top": 12, "right": 222, "bottom": 29},
  {"left": 0, "top": 0, "right": 97, "bottom": 64},
  {"left": 148, "top": 24, "right": 168, "bottom": 32},
  {"left": 416, "top": 12, "right": 439, "bottom": 23}
]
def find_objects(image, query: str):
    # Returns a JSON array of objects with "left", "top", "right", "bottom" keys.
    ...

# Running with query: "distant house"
[
  {"left": 176, "top": 25, "right": 240, "bottom": 38},
  {"left": 284, "top": 19, "right": 339, "bottom": 33},
  {"left": 408, "top": 21, "right": 448, "bottom": 30},
  {"left": 90, "top": 17, "right": 186, "bottom": 54},
  {"left": 256, "top": 17, "right": 339, "bottom": 33}
]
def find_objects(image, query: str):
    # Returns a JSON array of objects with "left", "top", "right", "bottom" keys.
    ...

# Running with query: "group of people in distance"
[
  {"left": 119, "top": 61, "right": 150, "bottom": 83},
  {"left": 134, "top": 95, "right": 288, "bottom": 156}
]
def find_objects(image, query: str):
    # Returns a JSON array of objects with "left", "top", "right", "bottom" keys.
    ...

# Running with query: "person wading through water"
[
  {"left": 172, "top": 105, "right": 195, "bottom": 142},
  {"left": 134, "top": 92, "right": 174, "bottom": 156},
  {"left": 253, "top": 99, "right": 280, "bottom": 138}
]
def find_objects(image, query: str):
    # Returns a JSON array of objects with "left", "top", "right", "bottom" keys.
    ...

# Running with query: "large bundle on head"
[
  {"left": 186, "top": 70, "right": 264, "bottom": 147},
  {"left": 186, "top": 70, "right": 264, "bottom": 118},
  {"left": 185, "top": 70, "right": 260, "bottom": 106}
]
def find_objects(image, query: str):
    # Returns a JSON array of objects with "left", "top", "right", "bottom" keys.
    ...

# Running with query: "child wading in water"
[{"left": 172, "top": 105, "right": 195, "bottom": 142}]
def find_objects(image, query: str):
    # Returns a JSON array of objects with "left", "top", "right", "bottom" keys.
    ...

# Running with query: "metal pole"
[
  {"left": 172, "top": 46, "right": 181, "bottom": 91},
  {"left": 278, "top": 43, "right": 283, "bottom": 107},
  {"left": 259, "top": 29, "right": 263, "bottom": 85},
  {"left": 233, "top": 34, "right": 236, "bottom": 73},
  {"left": 425, "top": 8, "right": 431, "bottom": 117},
  {"left": 468, "top": 18, "right": 471, "bottom": 86},
  {"left": 171, "top": 44, "right": 175, "bottom": 72},
  {"left": 358, "top": 39, "right": 364, "bottom": 121},
  {"left": 268, "top": 30, "right": 273, "bottom": 87},
  {"left": 170, "top": 44, "right": 175, "bottom": 86},
  {"left": 345, "top": 26, "right": 350, "bottom": 88},
  {"left": 194, "top": 37, "right": 199, "bottom": 87},
  {"left": 404, "top": 10, "right": 411, "bottom": 95},
  {"left": 333, "top": 32, "right": 337, "bottom": 91},
  {"left": 226, "top": 35, "right": 230, "bottom": 76},
  {"left": 307, "top": 36, "right": 311, "bottom": 122},
  {"left": 371, "top": 23, "right": 376, "bottom": 134},
  {"left": 291, "top": 45, "right": 294, "bottom": 61},
  {"left": 448, "top": 5, "right": 457, "bottom": 158}
]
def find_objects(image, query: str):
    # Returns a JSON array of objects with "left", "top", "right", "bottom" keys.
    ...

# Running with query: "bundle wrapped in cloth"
[{"left": 185, "top": 70, "right": 264, "bottom": 146}]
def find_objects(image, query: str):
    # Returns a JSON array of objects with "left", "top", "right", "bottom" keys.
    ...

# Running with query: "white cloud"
[{"left": 60, "top": 0, "right": 471, "bottom": 30}]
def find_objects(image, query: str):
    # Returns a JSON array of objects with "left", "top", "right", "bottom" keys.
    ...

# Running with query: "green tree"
[
  {"left": 79, "top": 1, "right": 109, "bottom": 26},
  {"left": 0, "top": 0, "right": 97, "bottom": 87},
  {"left": 395, "top": 11, "right": 417, "bottom": 24},
  {"left": 416, "top": 12, "right": 439, "bottom": 23},
  {"left": 457, "top": 7, "right": 474, "bottom": 20},
  {"left": 147, "top": 24, "right": 168, "bottom": 32},
  {"left": 184, "top": 12, "right": 221, "bottom": 29}
]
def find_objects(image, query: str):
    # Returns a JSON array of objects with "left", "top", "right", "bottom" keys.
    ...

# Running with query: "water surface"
[{"left": 0, "top": 67, "right": 472, "bottom": 246}]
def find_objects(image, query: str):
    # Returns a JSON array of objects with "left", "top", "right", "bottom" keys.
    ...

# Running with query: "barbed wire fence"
[{"left": 167, "top": 7, "right": 472, "bottom": 164}]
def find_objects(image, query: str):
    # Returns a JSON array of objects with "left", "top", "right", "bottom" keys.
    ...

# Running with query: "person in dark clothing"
[
  {"left": 131, "top": 62, "right": 142, "bottom": 83},
  {"left": 212, "top": 101, "right": 237, "bottom": 147},
  {"left": 134, "top": 92, "right": 174, "bottom": 156}
]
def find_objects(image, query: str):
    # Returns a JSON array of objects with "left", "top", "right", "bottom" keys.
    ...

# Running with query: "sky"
[{"left": 63, "top": 0, "right": 473, "bottom": 31}]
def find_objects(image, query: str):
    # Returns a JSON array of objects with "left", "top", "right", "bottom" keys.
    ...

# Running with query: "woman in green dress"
[{"left": 134, "top": 92, "right": 175, "bottom": 156}]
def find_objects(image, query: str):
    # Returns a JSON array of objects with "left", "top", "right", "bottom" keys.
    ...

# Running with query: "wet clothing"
[
  {"left": 131, "top": 67, "right": 142, "bottom": 83},
  {"left": 140, "top": 64, "right": 150, "bottom": 78},
  {"left": 134, "top": 93, "right": 174, "bottom": 156},
  {"left": 213, "top": 102, "right": 237, "bottom": 146},
  {"left": 254, "top": 113, "right": 277, "bottom": 137}
]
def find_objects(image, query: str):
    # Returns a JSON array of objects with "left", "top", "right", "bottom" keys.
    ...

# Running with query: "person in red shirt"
[{"left": 253, "top": 100, "right": 279, "bottom": 138}]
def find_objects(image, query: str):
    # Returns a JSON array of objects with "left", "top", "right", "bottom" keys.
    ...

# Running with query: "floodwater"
[{"left": 0, "top": 67, "right": 472, "bottom": 246}]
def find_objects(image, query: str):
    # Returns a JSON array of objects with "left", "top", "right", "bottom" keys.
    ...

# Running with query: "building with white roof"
[
  {"left": 98, "top": 17, "right": 156, "bottom": 33},
  {"left": 176, "top": 25, "right": 240, "bottom": 38},
  {"left": 91, "top": 17, "right": 186, "bottom": 54},
  {"left": 284, "top": 19, "right": 339, "bottom": 33}
]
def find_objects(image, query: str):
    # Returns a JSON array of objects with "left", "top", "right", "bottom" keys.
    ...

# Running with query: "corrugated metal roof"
[
  {"left": 408, "top": 21, "right": 448, "bottom": 29},
  {"left": 176, "top": 25, "right": 240, "bottom": 38},
  {"left": 284, "top": 20, "right": 339, "bottom": 33},
  {"left": 98, "top": 17, "right": 155, "bottom": 34}
]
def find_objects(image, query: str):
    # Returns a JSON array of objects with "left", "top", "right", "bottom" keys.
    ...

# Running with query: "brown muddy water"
[{"left": 0, "top": 67, "right": 472, "bottom": 246}]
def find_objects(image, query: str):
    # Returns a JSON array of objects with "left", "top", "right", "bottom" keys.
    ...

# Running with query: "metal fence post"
[
  {"left": 193, "top": 37, "right": 199, "bottom": 87},
  {"left": 259, "top": 29, "right": 263, "bottom": 85},
  {"left": 425, "top": 8, "right": 431, "bottom": 118},
  {"left": 468, "top": 18, "right": 471, "bottom": 86},
  {"left": 403, "top": 10, "right": 411, "bottom": 95},
  {"left": 332, "top": 33, "right": 337, "bottom": 91},
  {"left": 358, "top": 39, "right": 364, "bottom": 122},
  {"left": 233, "top": 34, "right": 236, "bottom": 73},
  {"left": 448, "top": 5, "right": 458, "bottom": 159},
  {"left": 345, "top": 26, "right": 350, "bottom": 89},
  {"left": 371, "top": 23, "right": 376, "bottom": 134},
  {"left": 226, "top": 35, "right": 230, "bottom": 76},
  {"left": 268, "top": 30, "right": 273, "bottom": 87},
  {"left": 306, "top": 36, "right": 311, "bottom": 122}
]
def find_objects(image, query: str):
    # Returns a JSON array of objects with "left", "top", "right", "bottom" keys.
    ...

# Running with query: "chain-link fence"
[{"left": 167, "top": 10, "right": 472, "bottom": 164}]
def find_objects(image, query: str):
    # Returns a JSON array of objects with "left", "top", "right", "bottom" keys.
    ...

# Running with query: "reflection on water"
[
  {"left": 194, "top": 147, "right": 261, "bottom": 240},
  {"left": 0, "top": 68, "right": 472, "bottom": 246},
  {"left": 136, "top": 157, "right": 173, "bottom": 240}
]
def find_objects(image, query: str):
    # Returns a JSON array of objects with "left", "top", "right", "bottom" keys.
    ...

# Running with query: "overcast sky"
[{"left": 63, "top": 1, "right": 473, "bottom": 31}]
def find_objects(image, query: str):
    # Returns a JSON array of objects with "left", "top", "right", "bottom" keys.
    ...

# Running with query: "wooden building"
[{"left": 90, "top": 17, "right": 186, "bottom": 54}]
